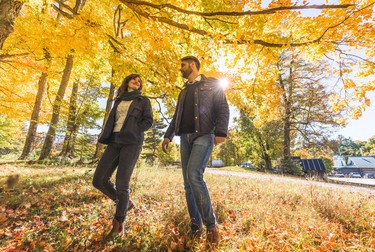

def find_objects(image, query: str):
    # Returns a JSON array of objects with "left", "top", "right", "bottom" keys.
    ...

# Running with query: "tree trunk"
[
  {"left": 258, "top": 144, "right": 267, "bottom": 172},
  {"left": 0, "top": 0, "right": 23, "bottom": 50},
  {"left": 19, "top": 72, "right": 48, "bottom": 160},
  {"left": 282, "top": 65, "right": 293, "bottom": 161},
  {"left": 283, "top": 119, "right": 291, "bottom": 160},
  {"left": 60, "top": 81, "right": 79, "bottom": 157},
  {"left": 264, "top": 153, "right": 272, "bottom": 170},
  {"left": 254, "top": 131, "right": 267, "bottom": 172},
  {"left": 39, "top": 51, "right": 74, "bottom": 160},
  {"left": 93, "top": 70, "right": 115, "bottom": 160}
]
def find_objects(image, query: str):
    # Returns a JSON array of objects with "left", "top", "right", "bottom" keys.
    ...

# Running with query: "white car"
[{"left": 349, "top": 172, "right": 362, "bottom": 178}]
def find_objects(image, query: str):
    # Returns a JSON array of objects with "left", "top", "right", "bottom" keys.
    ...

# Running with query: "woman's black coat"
[{"left": 98, "top": 96, "right": 153, "bottom": 145}]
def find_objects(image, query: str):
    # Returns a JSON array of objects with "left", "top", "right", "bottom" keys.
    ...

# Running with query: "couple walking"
[{"left": 92, "top": 56, "right": 230, "bottom": 249}]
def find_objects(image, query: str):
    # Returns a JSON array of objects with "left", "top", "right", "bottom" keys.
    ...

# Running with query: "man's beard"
[{"left": 181, "top": 67, "right": 192, "bottom": 79}]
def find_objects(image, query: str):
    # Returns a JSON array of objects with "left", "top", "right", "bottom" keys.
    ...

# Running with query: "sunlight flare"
[{"left": 219, "top": 78, "right": 229, "bottom": 90}]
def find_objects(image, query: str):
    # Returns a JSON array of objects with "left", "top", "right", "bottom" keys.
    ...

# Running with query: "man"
[{"left": 162, "top": 56, "right": 229, "bottom": 248}]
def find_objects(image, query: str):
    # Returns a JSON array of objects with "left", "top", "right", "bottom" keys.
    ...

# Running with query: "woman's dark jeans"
[{"left": 93, "top": 142, "right": 142, "bottom": 222}]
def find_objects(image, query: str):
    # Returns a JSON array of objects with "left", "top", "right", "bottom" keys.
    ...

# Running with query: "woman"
[{"left": 93, "top": 74, "right": 153, "bottom": 238}]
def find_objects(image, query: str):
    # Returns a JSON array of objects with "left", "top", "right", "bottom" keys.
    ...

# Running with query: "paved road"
[
  {"left": 206, "top": 169, "right": 375, "bottom": 197},
  {"left": 328, "top": 177, "right": 375, "bottom": 186}
]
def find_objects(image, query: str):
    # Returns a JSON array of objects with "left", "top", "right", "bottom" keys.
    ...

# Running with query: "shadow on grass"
[{"left": 1, "top": 170, "right": 101, "bottom": 210}]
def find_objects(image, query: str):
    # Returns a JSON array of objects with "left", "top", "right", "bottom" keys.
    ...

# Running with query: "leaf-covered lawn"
[{"left": 1, "top": 164, "right": 375, "bottom": 251}]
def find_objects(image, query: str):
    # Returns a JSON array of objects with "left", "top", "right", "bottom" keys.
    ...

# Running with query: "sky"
[{"left": 335, "top": 92, "right": 375, "bottom": 141}]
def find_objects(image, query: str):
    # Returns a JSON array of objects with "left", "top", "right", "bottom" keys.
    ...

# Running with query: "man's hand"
[
  {"left": 214, "top": 136, "right": 226, "bottom": 145},
  {"left": 162, "top": 138, "right": 170, "bottom": 153}
]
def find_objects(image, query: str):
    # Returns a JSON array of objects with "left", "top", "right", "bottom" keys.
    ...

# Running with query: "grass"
[{"left": 0, "top": 163, "right": 375, "bottom": 251}]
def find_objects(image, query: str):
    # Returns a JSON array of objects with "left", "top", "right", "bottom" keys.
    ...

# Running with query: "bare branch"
[
  {"left": 146, "top": 94, "right": 166, "bottom": 99},
  {"left": 55, "top": 0, "right": 75, "bottom": 13},
  {"left": 156, "top": 99, "right": 170, "bottom": 124},
  {"left": 337, "top": 49, "right": 375, "bottom": 66},
  {"left": 52, "top": 4, "right": 74, "bottom": 19},
  {"left": 107, "top": 34, "right": 125, "bottom": 47},
  {"left": 114, "top": 5, "right": 123, "bottom": 38},
  {"left": 108, "top": 39, "right": 121, "bottom": 53},
  {"left": 73, "top": 0, "right": 85, "bottom": 12},
  {"left": 52, "top": 0, "right": 86, "bottom": 19}
]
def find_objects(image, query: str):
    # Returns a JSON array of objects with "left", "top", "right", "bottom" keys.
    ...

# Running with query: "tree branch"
[
  {"left": 337, "top": 49, "right": 375, "bottom": 66},
  {"left": 0, "top": 53, "right": 29, "bottom": 60},
  {"left": 121, "top": 1, "right": 354, "bottom": 17},
  {"left": 0, "top": 53, "right": 29, "bottom": 70},
  {"left": 151, "top": 95, "right": 170, "bottom": 124},
  {"left": 124, "top": 4, "right": 208, "bottom": 36},
  {"left": 108, "top": 39, "right": 121, "bottom": 53},
  {"left": 121, "top": 1, "right": 371, "bottom": 48},
  {"left": 52, "top": 4, "right": 74, "bottom": 19},
  {"left": 52, "top": 0, "right": 86, "bottom": 19},
  {"left": 55, "top": 0, "right": 75, "bottom": 13}
]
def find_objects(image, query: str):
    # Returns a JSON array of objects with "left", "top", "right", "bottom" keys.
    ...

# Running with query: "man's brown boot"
[{"left": 205, "top": 224, "right": 219, "bottom": 250}]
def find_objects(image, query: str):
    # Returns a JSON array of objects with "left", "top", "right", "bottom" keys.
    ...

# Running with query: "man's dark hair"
[{"left": 181, "top": 56, "right": 200, "bottom": 71}]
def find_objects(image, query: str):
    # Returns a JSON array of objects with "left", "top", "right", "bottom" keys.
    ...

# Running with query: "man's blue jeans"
[{"left": 180, "top": 133, "right": 216, "bottom": 231}]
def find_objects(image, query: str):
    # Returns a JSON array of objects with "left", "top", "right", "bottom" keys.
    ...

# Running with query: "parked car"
[
  {"left": 240, "top": 162, "right": 255, "bottom": 169},
  {"left": 334, "top": 172, "right": 345, "bottom": 177},
  {"left": 363, "top": 173, "right": 375, "bottom": 179},
  {"left": 211, "top": 160, "right": 223, "bottom": 168},
  {"left": 349, "top": 172, "right": 362, "bottom": 178}
]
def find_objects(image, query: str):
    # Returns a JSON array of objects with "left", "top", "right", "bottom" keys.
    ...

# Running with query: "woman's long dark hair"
[{"left": 116, "top": 74, "right": 142, "bottom": 98}]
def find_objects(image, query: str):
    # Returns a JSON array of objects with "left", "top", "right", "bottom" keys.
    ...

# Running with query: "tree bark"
[
  {"left": 264, "top": 152, "right": 272, "bottom": 170},
  {"left": 39, "top": 52, "right": 74, "bottom": 160},
  {"left": 60, "top": 81, "right": 79, "bottom": 157},
  {"left": 283, "top": 119, "right": 291, "bottom": 160},
  {"left": 254, "top": 130, "right": 268, "bottom": 172},
  {"left": 258, "top": 141, "right": 267, "bottom": 172},
  {"left": 19, "top": 72, "right": 48, "bottom": 160},
  {"left": 279, "top": 65, "right": 293, "bottom": 162},
  {"left": 0, "top": 0, "right": 23, "bottom": 50},
  {"left": 283, "top": 65, "right": 293, "bottom": 161},
  {"left": 93, "top": 69, "right": 115, "bottom": 160}
]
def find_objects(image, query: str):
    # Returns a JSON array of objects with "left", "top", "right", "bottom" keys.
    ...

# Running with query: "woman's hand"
[{"left": 162, "top": 138, "right": 170, "bottom": 153}]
